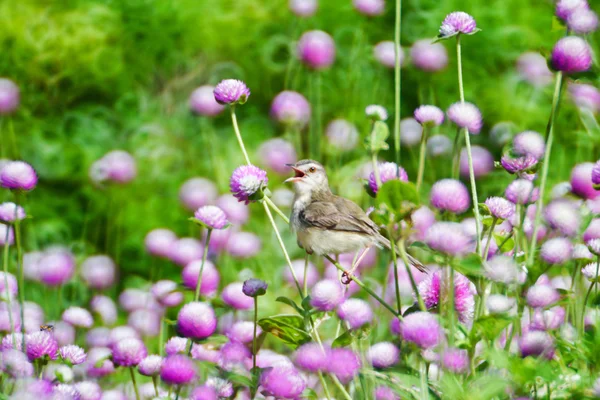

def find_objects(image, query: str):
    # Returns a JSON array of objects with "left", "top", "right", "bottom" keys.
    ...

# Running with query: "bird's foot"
[{"left": 341, "top": 271, "right": 353, "bottom": 285}]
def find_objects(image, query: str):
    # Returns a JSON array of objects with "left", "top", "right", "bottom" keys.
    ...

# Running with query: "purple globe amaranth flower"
[
  {"left": 368, "top": 342, "right": 399, "bottom": 369},
  {"left": 541, "top": 237, "right": 573, "bottom": 264},
  {"left": 485, "top": 255, "right": 519, "bottom": 284},
  {"left": 326, "top": 119, "right": 359, "bottom": 151},
  {"left": 179, "top": 177, "right": 218, "bottom": 211},
  {"left": 258, "top": 138, "right": 298, "bottom": 175},
  {"left": 414, "top": 105, "right": 444, "bottom": 126},
  {"left": 551, "top": 36, "right": 592, "bottom": 74},
  {"left": 189, "top": 85, "right": 225, "bottom": 117},
  {"left": 85, "top": 347, "right": 115, "bottom": 378},
  {"left": 128, "top": 308, "right": 161, "bottom": 337},
  {"left": 169, "top": 237, "right": 204, "bottom": 266},
  {"left": 119, "top": 288, "right": 158, "bottom": 313},
  {"left": 400, "top": 312, "right": 443, "bottom": 348},
  {"left": 485, "top": 197, "right": 516, "bottom": 220},
  {"left": 544, "top": 200, "right": 580, "bottom": 237},
  {"left": 92, "top": 150, "right": 137, "bottom": 184},
  {"left": 294, "top": 342, "right": 328, "bottom": 372},
  {"left": 501, "top": 154, "right": 538, "bottom": 176},
  {"left": 310, "top": 279, "right": 344, "bottom": 311},
  {"left": 222, "top": 282, "right": 254, "bottom": 309},
  {"left": 486, "top": 294, "right": 516, "bottom": 314},
  {"left": 226, "top": 321, "right": 262, "bottom": 344},
  {"left": 194, "top": 205, "right": 229, "bottom": 230},
  {"left": 165, "top": 337, "right": 188, "bottom": 356},
  {"left": 427, "top": 135, "right": 453, "bottom": 157},
  {"left": 526, "top": 284, "right": 560, "bottom": 308},
  {"left": 425, "top": 222, "right": 471, "bottom": 256},
  {"left": 517, "top": 52, "right": 553, "bottom": 87},
  {"left": 109, "top": 326, "right": 141, "bottom": 347},
  {"left": 418, "top": 269, "right": 475, "bottom": 323},
  {"left": 582, "top": 262, "right": 600, "bottom": 282},
  {"left": 0, "top": 272, "right": 17, "bottom": 300},
  {"left": 138, "top": 355, "right": 163, "bottom": 377},
  {"left": 459, "top": 145, "right": 494, "bottom": 179},
  {"left": 219, "top": 340, "right": 251, "bottom": 370},
  {"left": 62, "top": 307, "right": 94, "bottom": 329},
  {"left": 160, "top": 354, "right": 196, "bottom": 386},
  {"left": 430, "top": 179, "right": 470, "bottom": 214},
  {"left": 442, "top": 348, "right": 469, "bottom": 374},
  {"left": 25, "top": 331, "right": 58, "bottom": 361},
  {"left": 585, "top": 219, "right": 600, "bottom": 243},
  {"left": 374, "top": 41, "right": 404, "bottom": 69},
  {"left": 182, "top": 260, "right": 219, "bottom": 296},
  {"left": 59, "top": 345, "right": 87, "bottom": 365},
  {"left": 505, "top": 179, "right": 538, "bottom": 205},
  {"left": 556, "top": 0, "right": 589, "bottom": 20},
  {"left": 411, "top": 206, "right": 437, "bottom": 242},
  {"left": 289, "top": 0, "right": 317, "bottom": 17},
  {"left": 1, "top": 349, "right": 33, "bottom": 378},
  {"left": 230, "top": 165, "right": 268, "bottom": 204},
  {"left": 513, "top": 130, "right": 545, "bottom": 159},
  {"left": 569, "top": 83, "right": 600, "bottom": 114},
  {"left": 447, "top": 102, "right": 483, "bottom": 134},
  {"left": 411, "top": 39, "right": 448, "bottom": 72},
  {"left": 270, "top": 91, "right": 311, "bottom": 129},
  {"left": 0, "top": 202, "right": 25, "bottom": 224},
  {"left": 112, "top": 337, "right": 147, "bottom": 367},
  {"left": 571, "top": 162, "right": 599, "bottom": 199},
  {"left": 297, "top": 30, "right": 336, "bottom": 70},
  {"left": 337, "top": 298, "right": 373, "bottom": 329},
  {"left": 353, "top": 0, "right": 384, "bottom": 16},
  {"left": 588, "top": 238, "right": 600, "bottom": 256},
  {"left": 369, "top": 162, "right": 409, "bottom": 194},
  {"left": 439, "top": 12, "right": 478, "bottom": 37},
  {"left": 38, "top": 249, "right": 75, "bottom": 286},
  {"left": 152, "top": 280, "right": 183, "bottom": 308},
  {"left": 80, "top": 255, "right": 116, "bottom": 290},
  {"left": 242, "top": 278, "right": 268, "bottom": 297},
  {"left": 191, "top": 385, "right": 218, "bottom": 400},
  {"left": 205, "top": 378, "right": 234, "bottom": 398},
  {"left": 217, "top": 194, "right": 249, "bottom": 225},
  {"left": 261, "top": 361, "right": 307, "bottom": 398},
  {"left": 519, "top": 330, "right": 554, "bottom": 359},
  {"left": 530, "top": 306, "right": 566, "bottom": 330},
  {"left": 213, "top": 79, "right": 250, "bottom": 105},
  {"left": 284, "top": 259, "right": 319, "bottom": 288},
  {"left": 400, "top": 118, "right": 423, "bottom": 147},
  {"left": 374, "top": 386, "right": 399, "bottom": 400},
  {"left": 0, "top": 161, "right": 37, "bottom": 191},
  {"left": 573, "top": 243, "right": 594, "bottom": 261},
  {"left": 0, "top": 79, "right": 19, "bottom": 114},
  {"left": 568, "top": 9, "right": 599, "bottom": 34},
  {"left": 366, "top": 105, "right": 388, "bottom": 121},
  {"left": 327, "top": 348, "right": 361, "bottom": 384},
  {"left": 177, "top": 302, "right": 217, "bottom": 339}
]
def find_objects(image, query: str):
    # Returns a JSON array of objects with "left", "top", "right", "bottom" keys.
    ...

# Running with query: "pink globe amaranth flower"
[
  {"left": 513, "top": 130, "right": 545, "bottom": 159},
  {"left": 128, "top": 309, "right": 161, "bottom": 337},
  {"left": 584, "top": 219, "right": 600, "bottom": 242},
  {"left": 556, "top": 0, "right": 589, "bottom": 20},
  {"left": 160, "top": 354, "right": 196, "bottom": 385},
  {"left": 374, "top": 386, "right": 399, "bottom": 400},
  {"left": 258, "top": 138, "right": 298, "bottom": 175},
  {"left": 541, "top": 237, "right": 573, "bottom": 264},
  {"left": 439, "top": 12, "right": 477, "bottom": 37},
  {"left": 589, "top": 238, "right": 600, "bottom": 255},
  {"left": 177, "top": 302, "right": 217, "bottom": 339},
  {"left": 0, "top": 202, "right": 25, "bottom": 224},
  {"left": 242, "top": 278, "right": 268, "bottom": 297},
  {"left": 544, "top": 200, "right": 580, "bottom": 236},
  {"left": 414, "top": 105, "right": 444, "bottom": 126},
  {"left": 165, "top": 337, "right": 188, "bottom": 356},
  {"left": 260, "top": 361, "right": 307, "bottom": 398},
  {"left": 411, "top": 206, "right": 436, "bottom": 241},
  {"left": 527, "top": 284, "right": 560, "bottom": 308},
  {"left": 138, "top": 355, "right": 163, "bottom": 377},
  {"left": 85, "top": 347, "right": 115, "bottom": 378},
  {"left": 369, "top": 162, "right": 409, "bottom": 194},
  {"left": 294, "top": 342, "right": 328, "bottom": 372},
  {"left": 62, "top": 307, "right": 93, "bottom": 329},
  {"left": 411, "top": 39, "right": 448, "bottom": 72},
  {"left": 353, "top": 0, "right": 384, "bottom": 16},
  {"left": 501, "top": 154, "right": 538, "bottom": 176},
  {"left": 182, "top": 259, "right": 219, "bottom": 296},
  {"left": 213, "top": 79, "right": 250, "bottom": 105},
  {"left": 0, "top": 79, "right": 19, "bottom": 114},
  {"left": 194, "top": 205, "right": 229, "bottom": 230},
  {"left": 310, "top": 279, "right": 344, "bottom": 311},
  {"left": 325, "top": 119, "right": 359, "bottom": 151},
  {"left": 152, "top": 280, "right": 183, "bottom": 308},
  {"left": 112, "top": 337, "right": 147, "bottom": 367},
  {"left": 0, "top": 302, "right": 20, "bottom": 332},
  {"left": 179, "top": 177, "right": 218, "bottom": 211},
  {"left": 145, "top": 229, "right": 178, "bottom": 258},
  {"left": 1, "top": 349, "right": 33, "bottom": 378},
  {"left": 25, "top": 331, "right": 58, "bottom": 361},
  {"left": 216, "top": 194, "right": 249, "bottom": 225},
  {"left": 222, "top": 282, "right": 254, "bottom": 310},
  {"left": 505, "top": 179, "right": 538, "bottom": 205},
  {"left": 59, "top": 345, "right": 87, "bottom": 365},
  {"left": 168, "top": 237, "right": 204, "bottom": 266},
  {"left": 284, "top": 259, "right": 319, "bottom": 288},
  {"left": 0, "top": 272, "right": 17, "bottom": 300},
  {"left": 270, "top": 91, "right": 311, "bottom": 129},
  {"left": 569, "top": 83, "right": 600, "bottom": 114},
  {"left": 189, "top": 85, "right": 225, "bottom": 116},
  {"left": 571, "top": 162, "right": 599, "bottom": 199},
  {"left": 430, "top": 179, "right": 470, "bottom": 214},
  {"left": 400, "top": 117, "right": 423, "bottom": 147},
  {"left": 442, "top": 348, "right": 469, "bottom": 374},
  {"left": 400, "top": 311, "right": 443, "bottom": 348},
  {"left": 530, "top": 306, "right": 566, "bottom": 330},
  {"left": 230, "top": 165, "right": 268, "bottom": 205},
  {"left": 366, "top": 105, "right": 388, "bottom": 121},
  {"left": 48, "top": 320, "right": 75, "bottom": 347},
  {"left": 109, "top": 326, "right": 141, "bottom": 347},
  {"left": 38, "top": 249, "right": 75, "bottom": 286},
  {"left": 337, "top": 298, "right": 373, "bottom": 329},
  {"left": 94, "top": 150, "right": 137, "bottom": 184},
  {"left": 425, "top": 222, "right": 471, "bottom": 256},
  {"left": 519, "top": 330, "right": 554, "bottom": 359},
  {"left": 427, "top": 135, "right": 453, "bottom": 157},
  {"left": 218, "top": 340, "right": 251, "bottom": 370},
  {"left": 485, "top": 197, "right": 516, "bottom": 220},
  {"left": 23, "top": 301, "right": 44, "bottom": 334},
  {"left": 568, "top": 9, "right": 599, "bottom": 34},
  {"left": 191, "top": 385, "right": 218, "bottom": 400},
  {"left": 326, "top": 348, "right": 361, "bottom": 384},
  {"left": 0, "top": 161, "right": 37, "bottom": 191},
  {"left": 87, "top": 328, "right": 110, "bottom": 348},
  {"left": 80, "top": 255, "right": 116, "bottom": 290},
  {"left": 297, "top": 30, "right": 335, "bottom": 70},
  {"left": 119, "top": 289, "right": 158, "bottom": 312},
  {"left": 516, "top": 52, "right": 553, "bottom": 88},
  {"left": 573, "top": 243, "right": 594, "bottom": 261},
  {"left": 447, "top": 102, "right": 483, "bottom": 134},
  {"left": 207, "top": 378, "right": 235, "bottom": 398},
  {"left": 90, "top": 295, "right": 118, "bottom": 326},
  {"left": 552, "top": 36, "right": 592, "bottom": 74},
  {"left": 289, "top": 0, "right": 317, "bottom": 17},
  {"left": 368, "top": 342, "right": 399, "bottom": 369},
  {"left": 226, "top": 231, "right": 261, "bottom": 258},
  {"left": 418, "top": 269, "right": 475, "bottom": 323},
  {"left": 485, "top": 255, "right": 519, "bottom": 284},
  {"left": 191, "top": 343, "right": 219, "bottom": 363},
  {"left": 75, "top": 381, "right": 102, "bottom": 400},
  {"left": 582, "top": 262, "right": 600, "bottom": 282},
  {"left": 374, "top": 41, "right": 404, "bottom": 69},
  {"left": 459, "top": 145, "right": 494, "bottom": 179},
  {"left": 226, "top": 321, "right": 262, "bottom": 344}
]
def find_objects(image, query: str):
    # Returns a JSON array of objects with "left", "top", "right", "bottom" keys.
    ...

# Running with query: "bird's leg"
[{"left": 348, "top": 246, "right": 372, "bottom": 276}]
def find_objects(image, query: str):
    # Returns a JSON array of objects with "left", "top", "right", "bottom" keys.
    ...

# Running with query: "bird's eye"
[{"left": 309, "top": 167, "right": 316, "bottom": 173}]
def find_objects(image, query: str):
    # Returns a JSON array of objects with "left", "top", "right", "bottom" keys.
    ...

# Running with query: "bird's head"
[{"left": 285, "top": 160, "right": 329, "bottom": 196}]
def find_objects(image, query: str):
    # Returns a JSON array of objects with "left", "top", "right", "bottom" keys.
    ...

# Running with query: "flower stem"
[
  {"left": 159, "top": 317, "right": 165, "bottom": 356},
  {"left": 14, "top": 193, "right": 25, "bottom": 349},
  {"left": 581, "top": 258, "right": 599, "bottom": 333},
  {"left": 2, "top": 227, "right": 15, "bottom": 348},
  {"left": 194, "top": 229, "right": 212, "bottom": 302},
  {"left": 483, "top": 217, "right": 497, "bottom": 260},
  {"left": 318, "top": 371, "right": 333, "bottom": 400},
  {"left": 393, "top": 0, "right": 402, "bottom": 166},
  {"left": 152, "top": 376, "right": 159, "bottom": 397},
  {"left": 398, "top": 240, "right": 426, "bottom": 311},
  {"left": 527, "top": 72, "right": 565, "bottom": 267},
  {"left": 416, "top": 126, "right": 428, "bottom": 193},
  {"left": 371, "top": 123, "right": 382, "bottom": 188},
  {"left": 388, "top": 231, "right": 402, "bottom": 313},
  {"left": 448, "top": 266, "right": 456, "bottom": 346},
  {"left": 251, "top": 296, "right": 259, "bottom": 398},
  {"left": 420, "top": 360, "right": 429, "bottom": 400},
  {"left": 129, "top": 367, "right": 141, "bottom": 400},
  {"left": 264, "top": 197, "right": 288, "bottom": 221},
  {"left": 230, "top": 106, "right": 252, "bottom": 166},
  {"left": 330, "top": 374, "right": 353, "bottom": 400}
]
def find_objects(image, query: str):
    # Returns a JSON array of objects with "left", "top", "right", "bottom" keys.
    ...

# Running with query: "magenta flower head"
[
  {"left": 326, "top": 119, "right": 359, "bottom": 151},
  {"left": 505, "top": 179, "right": 538, "bottom": 205},
  {"left": 1, "top": 349, "right": 33, "bottom": 378},
  {"left": 571, "top": 162, "right": 599, "bottom": 199},
  {"left": 297, "top": 30, "right": 336, "bottom": 70},
  {"left": 439, "top": 12, "right": 478, "bottom": 38},
  {"left": 459, "top": 145, "right": 494, "bottom": 179},
  {"left": 59, "top": 345, "right": 87, "bottom": 365},
  {"left": 182, "top": 260, "right": 219, "bottom": 296},
  {"left": 337, "top": 298, "right": 374, "bottom": 329},
  {"left": 447, "top": 102, "right": 483, "bottom": 134},
  {"left": 294, "top": 342, "right": 328, "bottom": 372},
  {"left": 230, "top": 165, "right": 268, "bottom": 204},
  {"left": 582, "top": 263, "right": 600, "bottom": 282},
  {"left": 544, "top": 200, "right": 580, "bottom": 237},
  {"left": 222, "top": 282, "right": 254, "bottom": 310},
  {"left": 400, "top": 118, "right": 423, "bottom": 147},
  {"left": 145, "top": 229, "right": 177, "bottom": 258},
  {"left": 112, "top": 337, "right": 147, "bottom": 367},
  {"left": 400, "top": 312, "right": 443, "bottom": 348},
  {"left": 556, "top": 0, "right": 589, "bottom": 20},
  {"left": 160, "top": 354, "right": 196, "bottom": 386},
  {"left": 541, "top": 237, "right": 572, "bottom": 265},
  {"left": 310, "top": 279, "right": 344, "bottom": 311},
  {"left": 374, "top": 41, "right": 404, "bottom": 69},
  {"left": 94, "top": 150, "right": 137, "bottom": 184},
  {"left": 585, "top": 219, "right": 600, "bottom": 243},
  {"left": 353, "top": 0, "right": 384, "bottom": 16},
  {"left": 441, "top": 348, "right": 469, "bottom": 374},
  {"left": 177, "top": 302, "right": 217, "bottom": 339},
  {"left": 226, "top": 231, "right": 261, "bottom": 258},
  {"left": 588, "top": 238, "right": 600, "bottom": 256},
  {"left": 270, "top": 91, "right": 311, "bottom": 129},
  {"left": 0, "top": 79, "right": 19, "bottom": 114},
  {"left": 411, "top": 39, "right": 448, "bottom": 72},
  {"left": 152, "top": 280, "right": 183, "bottom": 308},
  {"left": 374, "top": 386, "right": 399, "bottom": 400},
  {"left": 327, "top": 348, "right": 361, "bottom": 384},
  {"left": 418, "top": 270, "right": 475, "bottom": 323},
  {"left": 366, "top": 105, "right": 388, "bottom": 121},
  {"left": 179, "top": 177, "right": 218, "bottom": 211},
  {"left": 527, "top": 284, "right": 560, "bottom": 309},
  {"left": 169, "top": 237, "right": 204, "bottom": 267},
  {"left": 81, "top": 255, "right": 116, "bottom": 290},
  {"left": 430, "top": 179, "right": 470, "bottom": 214},
  {"left": 217, "top": 194, "right": 249, "bottom": 225},
  {"left": 414, "top": 105, "right": 444, "bottom": 127},
  {"left": 369, "top": 162, "right": 409, "bottom": 194},
  {"left": 189, "top": 85, "right": 225, "bottom": 117},
  {"left": 165, "top": 337, "right": 188, "bottom": 356},
  {"left": 485, "top": 197, "right": 516, "bottom": 220},
  {"left": 193, "top": 205, "right": 229, "bottom": 230},
  {"left": 219, "top": 340, "right": 251, "bottom": 370},
  {"left": 425, "top": 222, "right": 471, "bottom": 256},
  {"left": 513, "top": 130, "right": 545, "bottom": 159},
  {"left": 85, "top": 347, "right": 115, "bottom": 378},
  {"left": 258, "top": 138, "right": 298, "bottom": 175},
  {"left": 138, "top": 355, "right": 163, "bottom": 377},
  {"left": 290, "top": 0, "right": 317, "bottom": 17},
  {"left": 213, "top": 79, "right": 250, "bottom": 105},
  {"left": 501, "top": 154, "right": 538, "bottom": 177},
  {"left": 551, "top": 36, "right": 592, "bottom": 74},
  {"left": 62, "top": 307, "right": 93, "bottom": 329},
  {"left": 25, "top": 331, "right": 58, "bottom": 361},
  {"left": 519, "top": 331, "right": 554, "bottom": 359},
  {"left": 0, "top": 161, "right": 37, "bottom": 191},
  {"left": 242, "top": 278, "right": 268, "bottom": 297},
  {"left": 226, "top": 321, "right": 262, "bottom": 344},
  {"left": 0, "top": 202, "right": 25, "bottom": 224},
  {"left": 38, "top": 248, "right": 75, "bottom": 286},
  {"left": 368, "top": 342, "right": 399, "bottom": 369},
  {"left": 569, "top": 83, "right": 600, "bottom": 114},
  {"left": 260, "top": 361, "right": 307, "bottom": 398},
  {"left": 516, "top": 52, "right": 553, "bottom": 87},
  {"left": 568, "top": 9, "right": 599, "bottom": 34}
]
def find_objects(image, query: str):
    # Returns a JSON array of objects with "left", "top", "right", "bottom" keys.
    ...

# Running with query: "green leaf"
[
  {"left": 453, "top": 253, "right": 484, "bottom": 279},
  {"left": 276, "top": 296, "right": 303, "bottom": 314},
  {"left": 493, "top": 233, "right": 514, "bottom": 253},
  {"left": 332, "top": 330, "right": 353, "bottom": 348},
  {"left": 473, "top": 315, "right": 513, "bottom": 341},
  {"left": 364, "top": 121, "right": 390, "bottom": 152},
  {"left": 258, "top": 314, "right": 311, "bottom": 347},
  {"left": 225, "top": 371, "right": 253, "bottom": 388},
  {"left": 375, "top": 180, "right": 420, "bottom": 220}
]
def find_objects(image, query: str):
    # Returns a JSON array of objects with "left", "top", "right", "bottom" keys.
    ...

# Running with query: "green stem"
[
  {"left": 129, "top": 367, "right": 141, "bottom": 400},
  {"left": 448, "top": 266, "right": 456, "bottom": 346},
  {"left": 330, "top": 374, "right": 353, "bottom": 400},
  {"left": 318, "top": 371, "right": 333, "bottom": 400},
  {"left": 393, "top": 0, "right": 402, "bottom": 166},
  {"left": 388, "top": 231, "right": 402, "bottom": 313},
  {"left": 398, "top": 240, "right": 426, "bottom": 311},
  {"left": 264, "top": 197, "right": 288, "bottom": 222},
  {"left": 527, "top": 71, "right": 564, "bottom": 267},
  {"left": 194, "top": 229, "right": 212, "bottom": 301},
  {"left": 159, "top": 317, "right": 165, "bottom": 356},
  {"left": 2, "top": 226, "right": 15, "bottom": 348},
  {"left": 371, "top": 123, "right": 382, "bottom": 188},
  {"left": 416, "top": 126, "right": 428, "bottom": 193},
  {"left": 420, "top": 360, "right": 429, "bottom": 400},
  {"left": 230, "top": 106, "right": 252, "bottom": 165},
  {"left": 451, "top": 127, "right": 461, "bottom": 179},
  {"left": 581, "top": 258, "right": 599, "bottom": 332},
  {"left": 152, "top": 376, "right": 159, "bottom": 397},
  {"left": 483, "top": 218, "right": 497, "bottom": 260}
]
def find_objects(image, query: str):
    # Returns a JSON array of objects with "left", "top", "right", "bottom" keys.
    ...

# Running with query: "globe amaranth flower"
[
  {"left": 541, "top": 237, "right": 572, "bottom": 264},
  {"left": 337, "top": 298, "right": 373, "bottom": 329},
  {"left": 486, "top": 294, "right": 516, "bottom": 314},
  {"left": 152, "top": 280, "right": 183, "bottom": 308},
  {"left": 258, "top": 138, "right": 298, "bottom": 175},
  {"left": 310, "top": 279, "right": 344, "bottom": 311},
  {"left": 569, "top": 83, "right": 600, "bottom": 114},
  {"left": 573, "top": 243, "right": 594, "bottom": 261},
  {"left": 222, "top": 282, "right": 254, "bottom": 309},
  {"left": 442, "top": 348, "right": 469, "bottom": 374},
  {"left": 556, "top": 0, "right": 589, "bottom": 20},
  {"left": 289, "top": 0, "right": 317, "bottom": 17},
  {"left": 485, "top": 255, "right": 519, "bottom": 284},
  {"left": 418, "top": 269, "right": 475, "bottom": 323},
  {"left": 425, "top": 222, "right": 471, "bottom": 256},
  {"left": 182, "top": 260, "right": 219, "bottom": 296},
  {"left": 0, "top": 272, "right": 17, "bottom": 301},
  {"left": 242, "top": 278, "right": 268, "bottom": 297},
  {"left": 439, "top": 12, "right": 478, "bottom": 38},
  {"left": 366, "top": 105, "right": 388, "bottom": 121},
  {"left": 75, "top": 381, "right": 102, "bottom": 400},
  {"left": 25, "top": 331, "right": 58, "bottom": 361},
  {"left": 411, "top": 39, "right": 448, "bottom": 72},
  {"left": 217, "top": 194, "right": 250, "bottom": 225},
  {"left": 517, "top": 52, "right": 553, "bottom": 88},
  {"left": 0, "top": 202, "right": 25, "bottom": 224},
  {"left": 294, "top": 342, "right": 328, "bottom": 372},
  {"left": 177, "top": 302, "right": 217, "bottom": 339},
  {"left": 551, "top": 36, "right": 592, "bottom": 74},
  {"left": 85, "top": 347, "right": 115, "bottom": 378},
  {"left": 270, "top": 91, "right": 311, "bottom": 129},
  {"left": 400, "top": 312, "right": 444, "bottom": 348},
  {"left": 0, "top": 161, "right": 37, "bottom": 191},
  {"left": 353, "top": 0, "right": 384, "bottom": 16},
  {"left": 226, "top": 231, "right": 262, "bottom": 259},
  {"left": 485, "top": 197, "right": 516, "bottom": 220},
  {"left": 368, "top": 162, "right": 409, "bottom": 193},
  {"left": 582, "top": 262, "right": 600, "bottom": 282},
  {"left": 414, "top": 105, "right": 444, "bottom": 126},
  {"left": 447, "top": 102, "right": 483, "bottom": 134},
  {"left": 160, "top": 354, "right": 196, "bottom": 386},
  {"left": 505, "top": 179, "right": 538, "bottom": 205},
  {"left": 544, "top": 200, "right": 580, "bottom": 237},
  {"left": 519, "top": 330, "right": 554, "bottom": 359},
  {"left": 297, "top": 30, "right": 335, "bottom": 70},
  {"left": 230, "top": 165, "right": 268, "bottom": 204},
  {"left": 0, "top": 79, "right": 19, "bottom": 114},
  {"left": 260, "top": 361, "right": 307, "bottom": 398},
  {"left": 501, "top": 154, "right": 538, "bottom": 176},
  {"left": 168, "top": 237, "right": 204, "bottom": 266},
  {"left": 112, "top": 337, "right": 147, "bottom": 367},
  {"left": 179, "top": 177, "right": 218, "bottom": 211},
  {"left": 400, "top": 118, "right": 423, "bottom": 146},
  {"left": 326, "top": 119, "right": 359, "bottom": 151},
  {"left": 430, "top": 179, "right": 470, "bottom": 214},
  {"left": 527, "top": 284, "right": 560, "bottom": 308},
  {"left": 567, "top": 9, "right": 598, "bottom": 34},
  {"left": 1, "top": 349, "right": 33, "bottom": 378},
  {"left": 90, "top": 150, "right": 137, "bottom": 184},
  {"left": 588, "top": 238, "right": 600, "bottom": 256},
  {"left": 129, "top": 308, "right": 161, "bottom": 338},
  {"left": 59, "top": 345, "right": 87, "bottom": 365},
  {"left": 213, "top": 79, "right": 250, "bottom": 105},
  {"left": 368, "top": 342, "right": 399, "bottom": 369},
  {"left": 191, "top": 385, "right": 218, "bottom": 400},
  {"left": 219, "top": 340, "right": 251, "bottom": 370},
  {"left": 571, "top": 162, "right": 599, "bottom": 200},
  {"left": 138, "top": 355, "right": 163, "bottom": 377},
  {"left": 459, "top": 145, "right": 494, "bottom": 179},
  {"left": 193, "top": 205, "right": 229, "bottom": 230},
  {"left": 62, "top": 306, "right": 93, "bottom": 329},
  {"left": 427, "top": 135, "right": 452, "bottom": 157},
  {"left": 80, "top": 255, "right": 116, "bottom": 290},
  {"left": 189, "top": 85, "right": 225, "bottom": 117},
  {"left": 583, "top": 219, "right": 600, "bottom": 243},
  {"left": 165, "top": 337, "right": 188, "bottom": 356},
  {"left": 226, "top": 321, "right": 262, "bottom": 344},
  {"left": 374, "top": 41, "right": 404, "bottom": 69},
  {"left": 326, "top": 348, "right": 361, "bottom": 384}
]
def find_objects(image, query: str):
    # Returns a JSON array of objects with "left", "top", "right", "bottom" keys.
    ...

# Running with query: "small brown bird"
[{"left": 285, "top": 160, "right": 425, "bottom": 272}]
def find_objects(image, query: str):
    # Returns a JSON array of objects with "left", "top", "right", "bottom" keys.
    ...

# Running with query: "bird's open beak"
[{"left": 284, "top": 165, "right": 305, "bottom": 183}]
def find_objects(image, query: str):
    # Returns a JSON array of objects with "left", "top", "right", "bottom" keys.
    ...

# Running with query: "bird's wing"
[{"left": 300, "top": 199, "right": 378, "bottom": 235}]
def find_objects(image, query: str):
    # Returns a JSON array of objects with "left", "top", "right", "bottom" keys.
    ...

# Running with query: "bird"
[{"left": 285, "top": 159, "right": 426, "bottom": 273}]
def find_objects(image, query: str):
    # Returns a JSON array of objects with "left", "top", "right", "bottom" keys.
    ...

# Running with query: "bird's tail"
[{"left": 377, "top": 235, "right": 427, "bottom": 273}]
